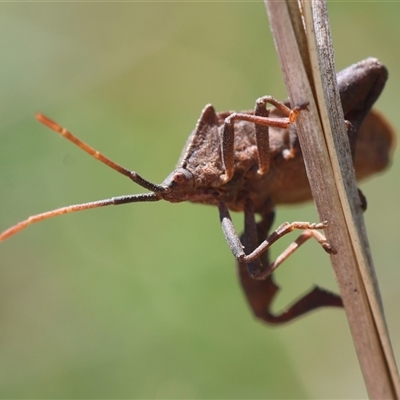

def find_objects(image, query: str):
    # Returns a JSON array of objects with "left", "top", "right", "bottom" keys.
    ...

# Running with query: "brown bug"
[{"left": 0, "top": 58, "right": 394, "bottom": 324}]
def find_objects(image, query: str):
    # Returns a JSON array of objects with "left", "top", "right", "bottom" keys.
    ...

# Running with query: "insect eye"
[
  {"left": 172, "top": 168, "right": 194, "bottom": 185},
  {"left": 173, "top": 171, "right": 186, "bottom": 183}
]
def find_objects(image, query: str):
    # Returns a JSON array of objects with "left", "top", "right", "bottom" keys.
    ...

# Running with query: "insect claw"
[
  {"left": 321, "top": 241, "right": 336, "bottom": 254},
  {"left": 298, "top": 102, "right": 309, "bottom": 110},
  {"left": 282, "top": 148, "right": 297, "bottom": 160},
  {"left": 344, "top": 119, "right": 353, "bottom": 131},
  {"left": 289, "top": 102, "right": 309, "bottom": 123}
]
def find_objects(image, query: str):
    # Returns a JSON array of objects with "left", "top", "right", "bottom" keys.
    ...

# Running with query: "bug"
[{"left": 0, "top": 58, "right": 394, "bottom": 324}]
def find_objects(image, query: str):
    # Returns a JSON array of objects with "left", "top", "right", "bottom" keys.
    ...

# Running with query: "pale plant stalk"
[{"left": 265, "top": 0, "right": 400, "bottom": 398}]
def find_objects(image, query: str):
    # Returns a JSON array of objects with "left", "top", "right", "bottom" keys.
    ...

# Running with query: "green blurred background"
[{"left": 1, "top": 2, "right": 399, "bottom": 398}]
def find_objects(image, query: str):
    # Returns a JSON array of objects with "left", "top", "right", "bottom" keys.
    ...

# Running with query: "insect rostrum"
[{"left": 0, "top": 58, "right": 394, "bottom": 324}]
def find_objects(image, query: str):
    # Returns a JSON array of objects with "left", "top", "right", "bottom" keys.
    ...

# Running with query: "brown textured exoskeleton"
[{"left": 0, "top": 58, "right": 395, "bottom": 324}]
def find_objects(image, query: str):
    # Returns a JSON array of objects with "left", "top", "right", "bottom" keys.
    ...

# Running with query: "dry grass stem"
[{"left": 265, "top": 0, "right": 400, "bottom": 398}]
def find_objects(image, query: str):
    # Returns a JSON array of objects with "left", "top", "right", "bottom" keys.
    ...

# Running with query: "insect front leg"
[
  {"left": 218, "top": 200, "right": 333, "bottom": 270},
  {"left": 219, "top": 97, "right": 306, "bottom": 183},
  {"left": 253, "top": 96, "right": 295, "bottom": 176},
  {"left": 236, "top": 203, "right": 343, "bottom": 324}
]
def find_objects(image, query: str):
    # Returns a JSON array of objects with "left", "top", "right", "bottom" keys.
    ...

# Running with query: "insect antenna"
[
  {"left": 36, "top": 114, "right": 167, "bottom": 193},
  {"left": 0, "top": 114, "right": 166, "bottom": 241}
]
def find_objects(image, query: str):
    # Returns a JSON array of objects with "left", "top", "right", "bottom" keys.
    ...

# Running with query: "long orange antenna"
[
  {"left": 0, "top": 114, "right": 165, "bottom": 241},
  {"left": 36, "top": 114, "right": 167, "bottom": 193},
  {"left": 0, "top": 193, "right": 159, "bottom": 241}
]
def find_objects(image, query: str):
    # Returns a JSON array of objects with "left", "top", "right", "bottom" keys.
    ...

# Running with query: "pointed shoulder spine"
[{"left": 178, "top": 104, "right": 219, "bottom": 167}]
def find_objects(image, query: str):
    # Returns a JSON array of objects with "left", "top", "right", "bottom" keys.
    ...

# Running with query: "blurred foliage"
[{"left": 0, "top": 2, "right": 399, "bottom": 398}]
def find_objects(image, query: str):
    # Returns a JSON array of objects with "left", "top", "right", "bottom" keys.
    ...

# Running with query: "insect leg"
[
  {"left": 219, "top": 98, "right": 306, "bottom": 182},
  {"left": 253, "top": 97, "right": 270, "bottom": 176},
  {"left": 237, "top": 205, "right": 342, "bottom": 324},
  {"left": 219, "top": 200, "right": 333, "bottom": 267},
  {"left": 253, "top": 96, "right": 308, "bottom": 176}
]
